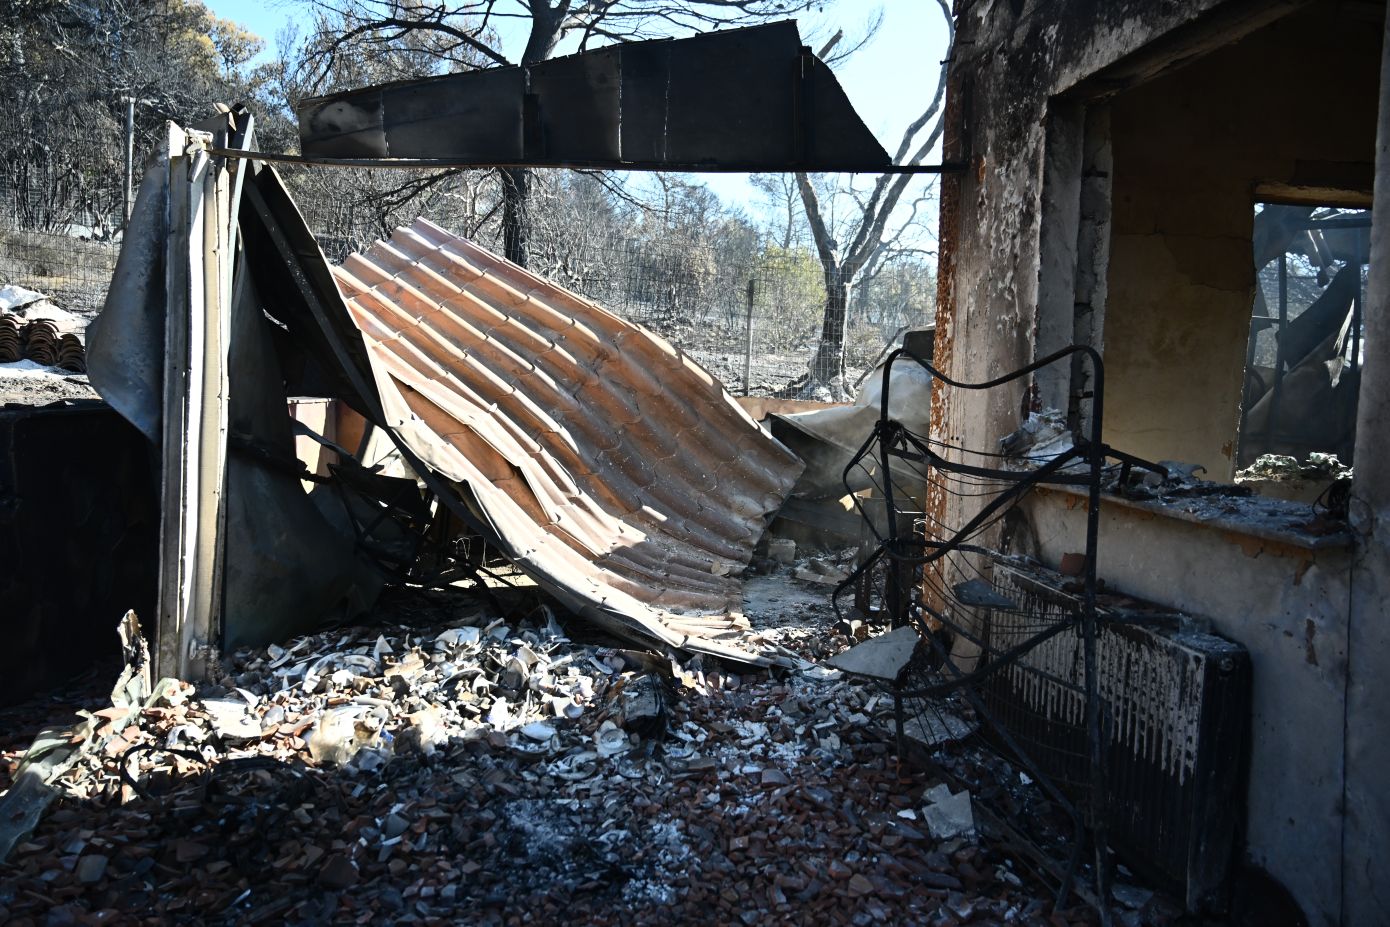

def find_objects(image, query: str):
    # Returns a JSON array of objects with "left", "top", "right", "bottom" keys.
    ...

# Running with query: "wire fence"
[
  {"left": 0, "top": 164, "right": 934, "bottom": 396},
  {"left": 293, "top": 172, "right": 936, "bottom": 396},
  {"left": 0, "top": 228, "right": 120, "bottom": 318}
]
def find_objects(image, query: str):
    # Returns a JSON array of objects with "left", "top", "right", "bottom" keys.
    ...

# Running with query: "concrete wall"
[
  {"left": 1344, "top": 11, "right": 1390, "bottom": 925},
  {"left": 1021, "top": 489, "right": 1352, "bottom": 924},
  {"left": 1103, "top": 9, "right": 1379, "bottom": 476}
]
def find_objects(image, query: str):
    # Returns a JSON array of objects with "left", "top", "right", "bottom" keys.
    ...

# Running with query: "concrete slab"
[
  {"left": 902, "top": 704, "right": 976, "bottom": 747},
  {"left": 828, "top": 626, "right": 920, "bottom": 682}
]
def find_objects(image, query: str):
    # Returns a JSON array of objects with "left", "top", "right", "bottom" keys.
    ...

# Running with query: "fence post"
[
  {"left": 743, "top": 277, "right": 756, "bottom": 397},
  {"left": 123, "top": 96, "right": 135, "bottom": 227}
]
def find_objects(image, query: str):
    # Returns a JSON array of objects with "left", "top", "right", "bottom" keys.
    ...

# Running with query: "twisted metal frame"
[{"left": 831, "top": 346, "right": 1163, "bottom": 914}]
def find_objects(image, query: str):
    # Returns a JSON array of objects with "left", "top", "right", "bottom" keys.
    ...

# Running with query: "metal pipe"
[
  {"left": 123, "top": 96, "right": 135, "bottom": 227},
  {"left": 1083, "top": 347, "right": 1113, "bottom": 925},
  {"left": 1269, "top": 252, "right": 1288, "bottom": 453},
  {"left": 207, "top": 147, "right": 965, "bottom": 174}
]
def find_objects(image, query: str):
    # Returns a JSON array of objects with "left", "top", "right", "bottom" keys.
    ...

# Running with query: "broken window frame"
[{"left": 1235, "top": 202, "right": 1370, "bottom": 475}]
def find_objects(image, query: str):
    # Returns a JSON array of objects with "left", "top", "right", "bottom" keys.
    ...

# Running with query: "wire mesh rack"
[{"left": 830, "top": 345, "right": 1167, "bottom": 916}]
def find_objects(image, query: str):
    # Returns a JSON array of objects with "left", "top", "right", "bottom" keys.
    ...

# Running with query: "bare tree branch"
[{"left": 787, "top": 0, "right": 953, "bottom": 393}]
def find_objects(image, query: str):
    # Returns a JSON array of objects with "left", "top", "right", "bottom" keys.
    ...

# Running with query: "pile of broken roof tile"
[{"left": 0, "top": 582, "right": 1169, "bottom": 927}]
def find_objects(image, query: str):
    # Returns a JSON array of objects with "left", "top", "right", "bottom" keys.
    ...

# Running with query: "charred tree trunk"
[
  {"left": 501, "top": 4, "right": 565, "bottom": 269},
  {"left": 501, "top": 167, "right": 530, "bottom": 268},
  {"left": 789, "top": 1, "right": 953, "bottom": 399},
  {"left": 811, "top": 272, "right": 852, "bottom": 385}
]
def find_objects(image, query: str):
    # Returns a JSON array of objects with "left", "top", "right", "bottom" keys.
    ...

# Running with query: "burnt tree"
[{"left": 795, "top": 0, "right": 953, "bottom": 396}]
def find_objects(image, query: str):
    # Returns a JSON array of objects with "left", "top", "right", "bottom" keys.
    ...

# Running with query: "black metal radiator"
[{"left": 983, "top": 562, "right": 1251, "bottom": 911}]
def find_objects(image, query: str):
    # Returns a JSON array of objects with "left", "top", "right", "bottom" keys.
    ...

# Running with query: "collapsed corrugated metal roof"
[{"left": 332, "top": 219, "right": 803, "bottom": 663}]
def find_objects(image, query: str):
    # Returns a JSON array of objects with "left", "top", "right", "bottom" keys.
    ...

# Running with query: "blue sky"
[{"left": 204, "top": 0, "right": 950, "bottom": 212}]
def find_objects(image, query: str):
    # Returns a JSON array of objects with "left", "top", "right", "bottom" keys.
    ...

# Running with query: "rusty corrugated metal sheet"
[{"left": 332, "top": 218, "right": 802, "bottom": 664}]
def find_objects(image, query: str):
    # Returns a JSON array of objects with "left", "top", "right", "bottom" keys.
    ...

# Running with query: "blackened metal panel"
[
  {"left": 616, "top": 40, "right": 671, "bottom": 162},
  {"left": 298, "top": 87, "right": 387, "bottom": 158},
  {"left": 221, "top": 265, "right": 384, "bottom": 651},
  {"left": 297, "top": 21, "right": 890, "bottom": 170},
  {"left": 86, "top": 161, "right": 168, "bottom": 443},
  {"left": 238, "top": 163, "right": 380, "bottom": 416},
  {"left": 807, "top": 56, "right": 894, "bottom": 169},
  {"left": 380, "top": 67, "right": 524, "bottom": 161},
  {"left": 659, "top": 22, "right": 799, "bottom": 165},
  {"left": 297, "top": 67, "right": 527, "bottom": 161},
  {"left": 529, "top": 48, "right": 621, "bottom": 161}
]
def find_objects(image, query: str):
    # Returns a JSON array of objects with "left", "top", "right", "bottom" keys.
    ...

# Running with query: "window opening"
[{"left": 1236, "top": 204, "right": 1369, "bottom": 479}]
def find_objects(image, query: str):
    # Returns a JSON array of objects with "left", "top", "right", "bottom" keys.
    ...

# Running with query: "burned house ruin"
[{"left": 1, "top": 3, "right": 1388, "bottom": 926}]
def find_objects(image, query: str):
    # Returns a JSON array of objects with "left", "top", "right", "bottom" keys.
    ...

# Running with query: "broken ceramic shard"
[
  {"left": 828, "top": 626, "right": 921, "bottom": 683},
  {"left": 307, "top": 705, "right": 385, "bottom": 766},
  {"left": 435, "top": 626, "right": 481, "bottom": 650},
  {"left": 199, "top": 698, "right": 262, "bottom": 742},
  {"left": 595, "top": 723, "right": 631, "bottom": 757},
  {"left": 520, "top": 720, "right": 557, "bottom": 742},
  {"left": 901, "top": 705, "right": 977, "bottom": 748},
  {"left": 922, "top": 783, "right": 975, "bottom": 840}
]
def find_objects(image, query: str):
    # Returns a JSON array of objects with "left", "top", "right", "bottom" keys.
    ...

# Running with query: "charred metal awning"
[
  {"left": 297, "top": 21, "right": 892, "bottom": 172},
  {"left": 333, "top": 219, "right": 803, "bottom": 663}
]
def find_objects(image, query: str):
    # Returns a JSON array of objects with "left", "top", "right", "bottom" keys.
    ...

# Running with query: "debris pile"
[
  {"left": 1000, "top": 410, "right": 1073, "bottom": 465},
  {"left": 0, "top": 579, "right": 1131, "bottom": 926},
  {"left": 1235, "top": 451, "right": 1352, "bottom": 483}
]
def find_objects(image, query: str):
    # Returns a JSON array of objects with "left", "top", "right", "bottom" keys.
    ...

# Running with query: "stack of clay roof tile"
[
  {"left": 56, "top": 333, "right": 86, "bottom": 373},
  {"left": 0, "top": 315, "right": 19, "bottom": 363},
  {"left": 0, "top": 312, "right": 87, "bottom": 372},
  {"left": 22, "top": 318, "right": 59, "bottom": 367}
]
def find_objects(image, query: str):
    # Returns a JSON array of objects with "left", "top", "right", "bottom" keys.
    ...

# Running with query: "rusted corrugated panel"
[{"left": 332, "top": 219, "right": 802, "bottom": 663}]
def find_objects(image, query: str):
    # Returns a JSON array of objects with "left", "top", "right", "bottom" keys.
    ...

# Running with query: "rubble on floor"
[
  {"left": 1000, "top": 410, "right": 1073, "bottom": 466},
  {"left": 0, "top": 359, "right": 98, "bottom": 405},
  {"left": 0, "top": 574, "right": 1177, "bottom": 926}
]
